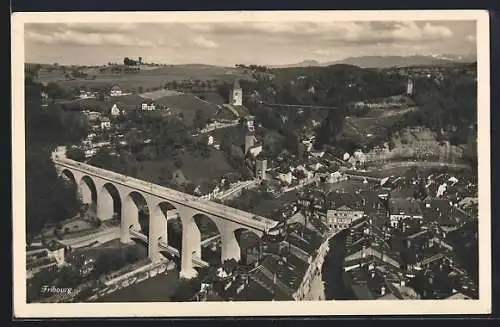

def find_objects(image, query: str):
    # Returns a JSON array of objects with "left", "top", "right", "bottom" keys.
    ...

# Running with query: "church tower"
[{"left": 231, "top": 79, "right": 243, "bottom": 106}]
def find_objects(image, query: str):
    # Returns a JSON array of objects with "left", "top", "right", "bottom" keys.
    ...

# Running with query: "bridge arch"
[
  {"left": 59, "top": 169, "right": 79, "bottom": 199},
  {"left": 150, "top": 201, "right": 177, "bottom": 246},
  {"left": 79, "top": 175, "right": 98, "bottom": 213},
  {"left": 99, "top": 182, "right": 122, "bottom": 221},
  {"left": 234, "top": 228, "right": 264, "bottom": 267},
  {"left": 192, "top": 213, "right": 222, "bottom": 265},
  {"left": 123, "top": 191, "right": 149, "bottom": 239},
  {"left": 60, "top": 169, "right": 76, "bottom": 184}
]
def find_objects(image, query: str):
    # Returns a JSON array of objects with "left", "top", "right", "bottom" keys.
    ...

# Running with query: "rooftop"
[{"left": 389, "top": 198, "right": 423, "bottom": 216}]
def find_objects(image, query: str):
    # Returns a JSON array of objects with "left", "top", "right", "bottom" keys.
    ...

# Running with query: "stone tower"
[
  {"left": 406, "top": 78, "right": 414, "bottom": 96},
  {"left": 231, "top": 79, "right": 243, "bottom": 106},
  {"left": 244, "top": 115, "right": 257, "bottom": 155},
  {"left": 255, "top": 159, "right": 267, "bottom": 180}
]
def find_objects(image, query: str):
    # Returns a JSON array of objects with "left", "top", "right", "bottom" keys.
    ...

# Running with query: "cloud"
[
  {"left": 24, "top": 23, "right": 158, "bottom": 48},
  {"left": 26, "top": 29, "right": 158, "bottom": 48},
  {"left": 192, "top": 36, "right": 218, "bottom": 48},
  {"left": 26, "top": 23, "right": 138, "bottom": 35},
  {"left": 181, "top": 21, "right": 453, "bottom": 47},
  {"left": 466, "top": 34, "right": 476, "bottom": 42},
  {"left": 64, "top": 23, "right": 138, "bottom": 34},
  {"left": 24, "top": 20, "right": 473, "bottom": 66}
]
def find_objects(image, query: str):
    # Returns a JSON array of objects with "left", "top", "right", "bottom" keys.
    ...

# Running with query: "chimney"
[
  {"left": 361, "top": 245, "right": 367, "bottom": 258},
  {"left": 400, "top": 279, "right": 406, "bottom": 287},
  {"left": 380, "top": 286, "right": 386, "bottom": 296}
]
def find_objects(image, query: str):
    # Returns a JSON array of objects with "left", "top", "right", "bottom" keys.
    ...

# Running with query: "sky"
[{"left": 24, "top": 20, "right": 477, "bottom": 67}]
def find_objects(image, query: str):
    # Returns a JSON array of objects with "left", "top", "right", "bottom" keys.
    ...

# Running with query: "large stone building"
[{"left": 327, "top": 205, "right": 365, "bottom": 231}]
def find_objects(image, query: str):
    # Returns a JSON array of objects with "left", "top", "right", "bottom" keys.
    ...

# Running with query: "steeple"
[{"left": 233, "top": 79, "right": 241, "bottom": 90}]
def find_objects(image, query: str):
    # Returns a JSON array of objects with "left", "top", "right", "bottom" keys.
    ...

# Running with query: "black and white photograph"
[{"left": 12, "top": 10, "right": 491, "bottom": 317}]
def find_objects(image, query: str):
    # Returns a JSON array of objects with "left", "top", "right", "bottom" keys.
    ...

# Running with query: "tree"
[
  {"left": 25, "top": 78, "right": 84, "bottom": 240},
  {"left": 314, "top": 107, "right": 347, "bottom": 149},
  {"left": 171, "top": 277, "right": 202, "bottom": 301},
  {"left": 66, "top": 147, "right": 86, "bottom": 162},
  {"left": 193, "top": 109, "right": 208, "bottom": 130}
]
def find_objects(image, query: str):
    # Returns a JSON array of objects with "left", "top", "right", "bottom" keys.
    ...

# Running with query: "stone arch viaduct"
[{"left": 51, "top": 147, "right": 277, "bottom": 279}]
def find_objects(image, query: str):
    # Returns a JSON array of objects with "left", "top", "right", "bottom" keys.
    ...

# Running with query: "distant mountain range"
[{"left": 269, "top": 54, "right": 477, "bottom": 69}]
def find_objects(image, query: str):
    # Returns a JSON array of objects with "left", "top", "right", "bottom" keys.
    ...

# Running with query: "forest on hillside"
[
  {"left": 25, "top": 76, "right": 88, "bottom": 242},
  {"left": 235, "top": 64, "right": 477, "bottom": 162}
]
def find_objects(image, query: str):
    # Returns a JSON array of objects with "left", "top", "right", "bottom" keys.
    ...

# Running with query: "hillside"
[
  {"left": 360, "top": 127, "right": 465, "bottom": 164},
  {"left": 328, "top": 55, "right": 458, "bottom": 68},
  {"left": 263, "top": 64, "right": 408, "bottom": 106},
  {"left": 152, "top": 93, "right": 221, "bottom": 126},
  {"left": 34, "top": 64, "right": 254, "bottom": 92}
]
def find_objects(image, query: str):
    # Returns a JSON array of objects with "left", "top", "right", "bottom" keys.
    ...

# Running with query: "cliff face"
[{"left": 361, "top": 127, "right": 465, "bottom": 163}]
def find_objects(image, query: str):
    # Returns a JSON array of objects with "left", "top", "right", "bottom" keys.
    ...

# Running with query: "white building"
[
  {"left": 110, "top": 103, "right": 122, "bottom": 117},
  {"left": 82, "top": 110, "right": 102, "bottom": 122},
  {"left": 388, "top": 198, "right": 424, "bottom": 227},
  {"left": 248, "top": 145, "right": 263, "bottom": 157},
  {"left": 46, "top": 241, "right": 67, "bottom": 267},
  {"left": 277, "top": 171, "right": 293, "bottom": 185},
  {"left": 140, "top": 102, "right": 156, "bottom": 111},
  {"left": 436, "top": 183, "right": 448, "bottom": 198},
  {"left": 327, "top": 206, "right": 364, "bottom": 230},
  {"left": 100, "top": 117, "right": 111, "bottom": 130},
  {"left": 79, "top": 90, "right": 96, "bottom": 99},
  {"left": 407, "top": 78, "right": 414, "bottom": 96},
  {"left": 110, "top": 85, "right": 122, "bottom": 97},
  {"left": 85, "top": 148, "right": 97, "bottom": 158},
  {"left": 327, "top": 171, "right": 344, "bottom": 184}
]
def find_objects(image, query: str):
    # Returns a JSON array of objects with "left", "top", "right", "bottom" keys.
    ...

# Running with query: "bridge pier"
[
  {"left": 220, "top": 225, "right": 241, "bottom": 263},
  {"left": 179, "top": 214, "right": 200, "bottom": 279},
  {"left": 79, "top": 181, "right": 93, "bottom": 206},
  {"left": 121, "top": 195, "right": 140, "bottom": 244},
  {"left": 97, "top": 188, "right": 114, "bottom": 221},
  {"left": 148, "top": 206, "right": 167, "bottom": 262}
]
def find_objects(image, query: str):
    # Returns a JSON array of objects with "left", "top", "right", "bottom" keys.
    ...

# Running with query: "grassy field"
[
  {"left": 153, "top": 93, "right": 221, "bottom": 126},
  {"left": 37, "top": 65, "right": 254, "bottom": 92}
]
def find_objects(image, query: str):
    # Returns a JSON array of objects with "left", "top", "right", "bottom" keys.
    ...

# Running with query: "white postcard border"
[{"left": 12, "top": 10, "right": 491, "bottom": 317}]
